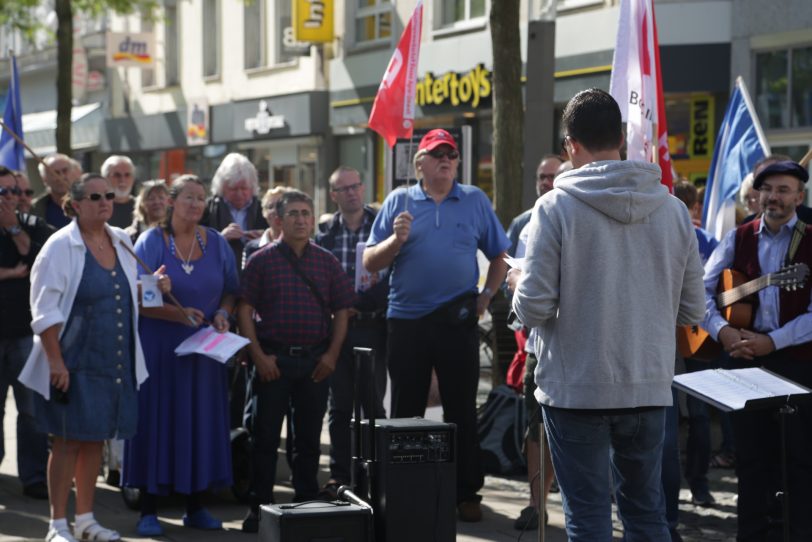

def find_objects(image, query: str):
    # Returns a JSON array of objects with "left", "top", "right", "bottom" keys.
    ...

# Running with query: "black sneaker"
[
  {"left": 514, "top": 506, "right": 539, "bottom": 530},
  {"left": 23, "top": 481, "right": 48, "bottom": 500},
  {"left": 242, "top": 509, "right": 259, "bottom": 533}
]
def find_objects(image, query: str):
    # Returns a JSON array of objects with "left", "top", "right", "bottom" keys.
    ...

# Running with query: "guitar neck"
[{"left": 717, "top": 274, "right": 771, "bottom": 308}]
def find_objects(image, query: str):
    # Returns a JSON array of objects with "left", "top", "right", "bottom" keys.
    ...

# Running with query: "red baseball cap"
[{"left": 418, "top": 129, "right": 458, "bottom": 152}]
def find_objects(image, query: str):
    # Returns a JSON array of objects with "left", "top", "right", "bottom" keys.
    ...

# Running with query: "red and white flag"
[
  {"left": 610, "top": 0, "right": 673, "bottom": 189},
  {"left": 368, "top": 0, "right": 423, "bottom": 148}
]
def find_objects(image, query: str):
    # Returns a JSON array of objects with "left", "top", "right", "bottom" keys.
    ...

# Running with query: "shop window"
[
  {"left": 755, "top": 44, "right": 812, "bottom": 130},
  {"left": 202, "top": 0, "right": 220, "bottom": 77},
  {"left": 142, "top": 1, "right": 179, "bottom": 88},
  {"left": 244, "top": 0, "right": 266, "bottom": 69},
  {"left": 437, "top": 0, "right": 488, "bottom": 30},
  {"left": 164, "top": 1, "right": 180, "bottom": 86},
  {"left": 353, "top": 0, "right": 392, "bottom": 46},
  {"left": 276, "top": 0, "right": 310, "bottom": 64},
  {"left": 141, "top": 14, "right": 155, "bottom": 87}
]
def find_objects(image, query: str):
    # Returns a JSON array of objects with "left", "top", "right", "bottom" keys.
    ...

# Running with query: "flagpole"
[
  {"left": 0, "top": 119, "right": 59, "bottom": 179},
  {"left": 737, "top": 76, "right": 771, "bottom": 155}
]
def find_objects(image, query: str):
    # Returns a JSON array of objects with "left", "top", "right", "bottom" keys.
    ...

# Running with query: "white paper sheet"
[
  {"left": 674, "top": 368, "right": 810, "bottom": 411},
  {"left": 174, "top": 326, "right": 251, "bottom": 364}
]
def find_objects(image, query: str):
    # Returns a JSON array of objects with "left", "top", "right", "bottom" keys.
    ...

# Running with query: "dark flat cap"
[{"left": 753, "top": 160, "right": 810, "bottom": 190}]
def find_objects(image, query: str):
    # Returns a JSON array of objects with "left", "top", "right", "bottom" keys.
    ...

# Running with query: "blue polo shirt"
[{"left": 367, "top": 181, "right": 510, "bottom": 319}]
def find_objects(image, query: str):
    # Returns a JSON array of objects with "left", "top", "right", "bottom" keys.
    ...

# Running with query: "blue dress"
[
  {"left": 35, "top": 251, "right": 137, "bottom": 441},
  {"left": 122, "top": 227, "right": 239, "bottom": 495}
]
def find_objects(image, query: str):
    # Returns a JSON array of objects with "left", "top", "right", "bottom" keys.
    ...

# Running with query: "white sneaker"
[{"left": 45, "top": 527, "right": 78, "bottom": 542}]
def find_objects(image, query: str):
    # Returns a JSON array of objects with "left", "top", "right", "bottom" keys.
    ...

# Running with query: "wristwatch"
[{"left": 4, "top": 224, "right": 22, "bottom": 236}]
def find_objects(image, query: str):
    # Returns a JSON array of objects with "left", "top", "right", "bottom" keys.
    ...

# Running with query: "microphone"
[{"left": 337, "top": 485, "right": 373, "bottom": 511}]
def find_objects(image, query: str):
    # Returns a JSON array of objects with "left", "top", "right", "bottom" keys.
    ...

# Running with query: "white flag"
[{"left": 610, "top": 0, "right": 658, "bottom": 162}]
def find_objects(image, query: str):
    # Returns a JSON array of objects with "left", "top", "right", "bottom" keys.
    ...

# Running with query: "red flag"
[
  {"left": 368, "top": 0, "right": 423, "bottom": 148},
  {"left": 652, "top": 6, "right": 673, "bottom": 190}
]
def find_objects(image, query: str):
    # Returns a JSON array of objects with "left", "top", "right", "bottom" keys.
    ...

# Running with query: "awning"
[{"left": 21, "top": 102, "right": 103, "bottom": 155}]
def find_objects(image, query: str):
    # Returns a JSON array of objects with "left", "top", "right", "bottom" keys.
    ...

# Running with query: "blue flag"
[
  {"left": 702, "top": 77, "right": 770, "bottom": 240},
  {"left": 0, "top": 56, "right": 25, "bottom": 171}
]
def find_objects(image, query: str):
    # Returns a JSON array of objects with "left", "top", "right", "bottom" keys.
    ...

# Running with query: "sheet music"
[
  {"left": 674, "top": 368, "right": 810, "bottom": 411},
  {"left": 174, "top": 326, "right": 251, "bottom": 364}
]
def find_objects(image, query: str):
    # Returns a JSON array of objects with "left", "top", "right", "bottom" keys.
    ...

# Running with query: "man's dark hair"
[
  {"left": 0, "top": 165, "right": 13, "bottom": 179},
  {"left": 674, "top": 180, "right": 698, "bottom": 208},
  {"left": 276, "top": 188, "right": 313, "bottom": 217},
  {"left": 561, "top": 88, "right": 623, "bottom": 152}
]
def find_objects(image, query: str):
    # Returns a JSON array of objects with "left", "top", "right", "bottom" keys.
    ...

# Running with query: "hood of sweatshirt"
[{"left": 553, "top": 160, "right": 668, "bottom": 224}]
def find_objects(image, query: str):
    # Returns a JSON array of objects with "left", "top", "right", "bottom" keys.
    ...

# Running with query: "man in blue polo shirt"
[{"left": 364, "top": 129, "right": 509, "bottom": 523}]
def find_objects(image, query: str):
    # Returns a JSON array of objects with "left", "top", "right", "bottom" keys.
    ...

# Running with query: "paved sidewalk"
[{"left": 1, "top": 375, "right": 737, "bottom": 541}]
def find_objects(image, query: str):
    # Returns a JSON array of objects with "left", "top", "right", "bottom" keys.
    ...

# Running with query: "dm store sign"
[{"left": 106, "top": 32, "right": 155, "bottom": 68}]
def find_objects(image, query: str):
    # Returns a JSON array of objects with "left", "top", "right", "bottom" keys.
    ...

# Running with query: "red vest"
[{"left": 732, "top": 219, "right": 812, "bottom": 361}]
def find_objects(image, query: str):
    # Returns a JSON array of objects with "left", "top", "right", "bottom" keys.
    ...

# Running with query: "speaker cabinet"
[
  {"left": 258, "top": 501, "right": 371, "bottom": 542},
  {"left": 357, "top": 418, "right": 456, "bottom": 542}
]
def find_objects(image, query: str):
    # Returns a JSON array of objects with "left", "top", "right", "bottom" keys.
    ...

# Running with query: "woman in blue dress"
[
  {"left": 21, "top": 173, "right": 169, "bottom": 542},
  {"left": 123, "top": 174, "right": 239, "bottom": 536}
]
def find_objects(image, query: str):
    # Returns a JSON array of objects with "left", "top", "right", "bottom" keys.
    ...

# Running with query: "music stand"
[{"left": 673, "top": 367, "right": 812, "bottom": 542}]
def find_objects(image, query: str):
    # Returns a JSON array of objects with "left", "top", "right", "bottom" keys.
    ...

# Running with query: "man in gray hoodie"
[{"left": 513, "top": 88, "right": 705, "bottom": 541}]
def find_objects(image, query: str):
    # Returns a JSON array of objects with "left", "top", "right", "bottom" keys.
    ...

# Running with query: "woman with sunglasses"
[{"left": 19, "top": 173, "right": 170, "bottom": 542}]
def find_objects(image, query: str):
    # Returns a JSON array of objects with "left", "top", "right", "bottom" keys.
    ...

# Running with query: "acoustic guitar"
[{"left": 676, "top": 262, "right": 810, "bottom": 361}]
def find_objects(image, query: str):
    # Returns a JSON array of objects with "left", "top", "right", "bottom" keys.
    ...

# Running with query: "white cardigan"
[{"left": 19, "top": 220, "right": 148, "bottom": 399}]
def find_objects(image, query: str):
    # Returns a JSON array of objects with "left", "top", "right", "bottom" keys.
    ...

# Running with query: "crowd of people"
[{"left": 1, "top": 88, "right": 811, "bottom": 542}]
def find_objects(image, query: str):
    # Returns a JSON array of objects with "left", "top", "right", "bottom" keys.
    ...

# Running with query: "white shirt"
[{"left": 19, "top": 220, "right": 148, "bottom": 399}]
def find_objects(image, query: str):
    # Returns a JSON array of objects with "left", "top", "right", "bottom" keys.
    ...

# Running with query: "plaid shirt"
[
  {"left": 241, "top": 240, "right": 356, "bottom": 345},
  {"left": 325, "top": 213, "right": 373, "bottom": 277}
]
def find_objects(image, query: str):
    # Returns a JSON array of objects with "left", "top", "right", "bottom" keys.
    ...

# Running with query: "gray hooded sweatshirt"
[{"left": 513, "top": 160, "right": 705, "bottom": 409}]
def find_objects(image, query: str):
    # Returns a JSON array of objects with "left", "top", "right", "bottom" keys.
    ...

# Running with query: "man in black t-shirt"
[{"left": 0, "top": 166, "right": 54, "bottom": 499}]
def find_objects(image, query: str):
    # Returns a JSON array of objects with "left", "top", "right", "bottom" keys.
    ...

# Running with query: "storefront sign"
[
  {"left": 106, "top": 32, "right": 155, "bottom": 68},
  {"left": 244, "top": 100, "right": 286, "bottom": 135},
  {"left": 415, "top": 64, "right": 492, "bottom": 108},
  {"left": 689, "top": 94, "right": 715, "bottom": 158},
  {"left": 186, "top": 98, "right": 209, "bottom": 146},
  {"left": 292, "top": 0, "right": 334, "bottom": 43}
]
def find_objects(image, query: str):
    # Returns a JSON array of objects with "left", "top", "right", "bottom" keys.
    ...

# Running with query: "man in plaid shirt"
[
  {"left": 238, "top": 189, "right": 355, "bottom": 532},
  {"left": 316, "top": 166, "right": 389, "bottom": 500}
]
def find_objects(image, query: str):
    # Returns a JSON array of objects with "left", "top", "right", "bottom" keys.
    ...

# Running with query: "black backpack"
[{"left": 477, "top": 384, "right": 527, "bottom": 475}]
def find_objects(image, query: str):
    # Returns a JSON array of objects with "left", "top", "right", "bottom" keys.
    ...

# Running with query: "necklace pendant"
[{"left": 181, "top": 263, "right": 194, "bottom": 275}]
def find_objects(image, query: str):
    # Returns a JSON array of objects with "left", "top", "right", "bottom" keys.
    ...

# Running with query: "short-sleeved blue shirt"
[{"left": 367, "top": 181, "right": 510, "bottom": 319}]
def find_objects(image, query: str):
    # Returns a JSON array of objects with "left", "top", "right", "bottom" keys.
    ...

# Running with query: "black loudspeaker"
[
  {"left": 258, "top": 501, "right": 371, "bottom": 542},
  {"left": 357, "top": 418, "right": 456, "bottom": 542}
]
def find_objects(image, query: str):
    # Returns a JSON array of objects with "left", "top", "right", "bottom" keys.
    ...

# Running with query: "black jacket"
[{"left": 201, "top": 195, "right": 268, "bottom": 268}]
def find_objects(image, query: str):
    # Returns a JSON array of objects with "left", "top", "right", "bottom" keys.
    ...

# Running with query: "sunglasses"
[
  {"left": 0, "top": 186, "right": 22, "bottom": 197},
  {"left": 428, "top": 148, "right": 460, "bottom": 160},
  {"left": 23, "top": 189, "right": 35, "bottom": 197},
  {"left": 83, "top": 192, "right": 116, "bottom": 202}
]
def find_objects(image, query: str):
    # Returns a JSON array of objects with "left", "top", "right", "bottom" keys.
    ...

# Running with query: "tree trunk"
[
  {"left": 489, "top": 2, "right": 524, "bottom": 386},
  {"left": 55, "top": 0, "right": 72, "bottom": 154},
  {"left": 489, "top": 0, "right": 524, "bottom": 228}
]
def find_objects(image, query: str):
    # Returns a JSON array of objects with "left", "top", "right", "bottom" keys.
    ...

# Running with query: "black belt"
[
  {"left": 261, "top": 340, "right": 329, "bottom": 358},
  {"left": 353, "top": 310, "right": 386, "bottom": 322}
]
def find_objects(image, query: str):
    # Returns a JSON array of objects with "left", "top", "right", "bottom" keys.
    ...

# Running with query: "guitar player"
[{"left": 703, "top": 160, "right": 812, "bottom": 542}]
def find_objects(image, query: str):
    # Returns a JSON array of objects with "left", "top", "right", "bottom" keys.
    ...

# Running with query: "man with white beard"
[{"left": 102, "top": 155, "right": 137, "bottom": 229}]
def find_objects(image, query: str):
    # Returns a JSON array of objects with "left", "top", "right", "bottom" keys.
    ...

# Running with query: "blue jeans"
[
  {"left": 0, "top": 336, "right": 48, "bottom": 487},
  {"left": 543, "top": 405, "right": 669, "bottom": 542}
]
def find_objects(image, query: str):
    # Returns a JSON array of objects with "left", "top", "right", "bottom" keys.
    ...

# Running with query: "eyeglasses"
[
  {"left": 759, "top": 185, "right": 801, "bottom": 196},
  {"left": 0, "top": 186, "right": 22, "bottom": 197},
  {"left": 332, "top": 182, "right": 363, "bottom": 194},
  {"left": 427, "top": 148, "right": 460, "bottom": 160},
  {"left": 284, "top": 209, "right": 313, "bottom": 219},
  {"left": 537, "top": 173, "right": 555, "bottom": 182},
  {"left": 82, "top": 192, "right": 116, "bottom": 202}
]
